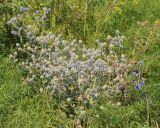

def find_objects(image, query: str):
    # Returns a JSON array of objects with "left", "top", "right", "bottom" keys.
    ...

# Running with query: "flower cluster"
[
  {"left": 20, "top": 6, "right": 30, "bottom": 13},
  {"left": 9, "top": 32, "right": 144, "bottom": 115},
  {"left": 41, "top": 7, "right": 51, "bottom": 22},
  {"left": 7, "top": 6, "right": 51, "bottom": 40},
  {"left": 7, "top": 16, "right": 19, "bottom": 25},
  {"left": 8, "top": 6, "right": 145, "bottom": 117}
]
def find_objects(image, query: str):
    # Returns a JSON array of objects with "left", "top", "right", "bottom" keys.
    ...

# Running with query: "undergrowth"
[{"left": 0, "top": 0, "right": 160, "bottom": 127}]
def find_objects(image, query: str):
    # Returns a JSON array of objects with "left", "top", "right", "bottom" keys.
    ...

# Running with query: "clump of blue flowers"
[
  {"left": 8, "top": 6, "right": 146, "bottom": 119},
  {"left": 135, "top": 82, "right": 144, "bottom": 90},
  {"left": 20, "top": 6, "right": 30, "bottom": 13}
]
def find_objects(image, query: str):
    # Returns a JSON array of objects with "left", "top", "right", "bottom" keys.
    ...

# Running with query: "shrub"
[{"left": 8, "top": 5, "right": 146, "bottom": 127}]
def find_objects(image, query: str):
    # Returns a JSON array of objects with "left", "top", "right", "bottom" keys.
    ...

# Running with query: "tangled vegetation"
[{"left": 0, "top": 0, "right": 160, "bottom": 128}]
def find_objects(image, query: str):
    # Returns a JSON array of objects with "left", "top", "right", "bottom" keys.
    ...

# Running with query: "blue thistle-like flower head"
[
  {"left": 42, "top": 15, "right": 47, "bottom": 21},
  {"left": 20, "top": 6, "right": 29, "bottom": 13},
  {"left": 135, "top": 82, "right": 144, "bottom": 90}
]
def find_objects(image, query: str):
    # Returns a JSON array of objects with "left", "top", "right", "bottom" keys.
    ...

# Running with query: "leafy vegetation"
[{"left": 0, "top": 0, "right": 160, "bottom": 127}]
